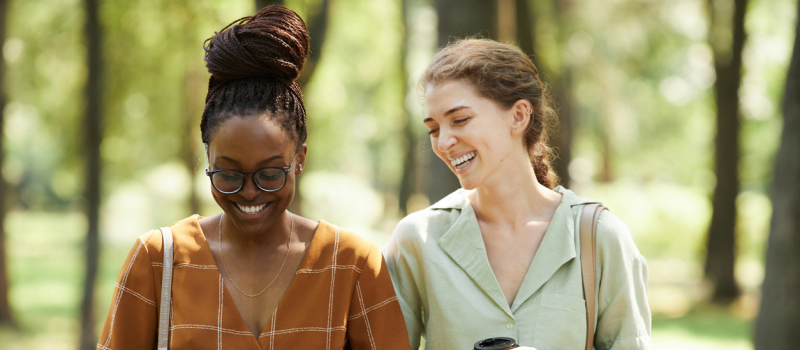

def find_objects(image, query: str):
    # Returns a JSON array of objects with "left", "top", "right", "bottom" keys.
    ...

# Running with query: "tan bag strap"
[
  {"left": 157, "top": 227, "right": 174, "bottom": 350},
  {"left": 580, "top": 204, "right": 606, "bottom": 350}
]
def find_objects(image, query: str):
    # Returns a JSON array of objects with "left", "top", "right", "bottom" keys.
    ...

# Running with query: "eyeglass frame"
[{"left": 204, "top": 147, "right": 299, "bottom": 194}]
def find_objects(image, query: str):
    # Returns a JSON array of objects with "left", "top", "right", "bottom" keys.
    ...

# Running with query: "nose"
[
  {"left": 436, "top": 127, "right": 457, "bottom": 153},
  {"left": 239, "top": 174, "right": 261, "bottom": 200}
]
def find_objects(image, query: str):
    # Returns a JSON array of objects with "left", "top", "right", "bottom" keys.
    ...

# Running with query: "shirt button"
[{"left": 506, "top": 323, "right": 514, "bottom": 330}]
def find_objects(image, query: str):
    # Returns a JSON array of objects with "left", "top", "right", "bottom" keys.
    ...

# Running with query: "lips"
[
  {"left": 235, "top": 202, "right": 268, "bottom": 215},
  {"left": 450, "top": 151, "right": 477, "bottom": 169}
]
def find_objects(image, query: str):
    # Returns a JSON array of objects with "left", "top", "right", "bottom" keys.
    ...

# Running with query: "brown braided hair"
[
  {"left": 422, "top": 39, "right": 559, "bottom": 189},
  {"left": 201, "top": 5, "right": 310, "bottom": 150}
]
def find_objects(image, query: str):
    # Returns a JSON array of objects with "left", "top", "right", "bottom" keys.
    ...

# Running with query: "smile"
[
  {"left": 450, "top": 151, "right": 477, "bottom": 169},
  {"left": 235, "top": 202, "right": 268, "bottom": 215}
]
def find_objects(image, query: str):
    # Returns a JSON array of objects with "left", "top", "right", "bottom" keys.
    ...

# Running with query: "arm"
[
  {"left": 346, "top": 244, "right": 413, "bottom": 350},
  {"left": 593, "top": 212, "right": 652, "bottom": 350},
  {"left": 382, "top": 221, "right": 425, "bottom": 349},
  {"left": 97, "top": 233, "right": 159, "bottom": 349}
]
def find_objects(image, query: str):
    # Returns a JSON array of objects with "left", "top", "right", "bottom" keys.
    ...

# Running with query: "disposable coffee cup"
[{"left": 474, "top": 337, "right": 518, "bottom": 350}]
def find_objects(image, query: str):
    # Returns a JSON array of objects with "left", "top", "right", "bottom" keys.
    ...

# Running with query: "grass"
[
  {"left": 652, "top": 308, "right": 753, "bottom": 350},
  {"left": 0, "top": 211, "right": 756, "bottom": 350}
]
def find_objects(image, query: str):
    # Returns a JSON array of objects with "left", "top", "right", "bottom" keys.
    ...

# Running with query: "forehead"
[
  {"left": 208, "top": 115, "right": 295, "bottom": 160},
  {"left": 424, "top": 80, "right": 484, "bottom": 119}
]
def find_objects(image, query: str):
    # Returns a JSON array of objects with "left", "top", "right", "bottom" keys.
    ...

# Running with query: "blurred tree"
[
  {"left": 704, "top": 0, "right": 748, "bottom": 303},
  {"left": 540, "top": 0, "right": 574, "bottom": 187},
  {"left": 297, "top": 0, "right": 331, "bottom": 87},
  {"left": 0, "top": 0, "right": 17, "bottom": 329},
  {"left": 291, "top": 0, "right": 332, "bottom": 215},
  {"left": 515, "top": 0, "right": 536, "bottom": 65},
  {"left": 79, "top": 0, "right": 104, "bottom": 347},
  {"left": 754, "top": 2, "right": 800, "bottom": 347},
  {"left": 427, "top": 0, "right": 497, "bottom": 203},
  {"left": 182, "top": 71, "right": 204, "bottom": 216},
  {"left": 398, "top": 0, "right": 416, "bottom": 215}
]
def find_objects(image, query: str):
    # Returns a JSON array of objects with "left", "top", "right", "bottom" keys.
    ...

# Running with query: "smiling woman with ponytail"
[
  {"left": 97, "top": 6, "right": 410, "bottom": 349},
  {"left": 384, "top": 39, "right": 651, "bottom": 349}
]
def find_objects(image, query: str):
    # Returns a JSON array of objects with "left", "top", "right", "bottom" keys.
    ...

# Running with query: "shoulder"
[
  {"left": 594, "top": 210, "right": 643, "bottom": 261},
  {"left": 135, "top": 215, "right": 208, "bottom": 264},
  {"left": 389, "top": 189, "right": 469, "bottom": 247},
  {"left": 313, "top": 221, "right": 381, "bottom": 268}
]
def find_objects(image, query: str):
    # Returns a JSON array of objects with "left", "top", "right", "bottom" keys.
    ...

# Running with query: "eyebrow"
[
  {"left": 215, "top": 154, "right": 284, "bottom": 167},
  {"left": 423, "top": 105, "right": 471, "bottom": 123}
]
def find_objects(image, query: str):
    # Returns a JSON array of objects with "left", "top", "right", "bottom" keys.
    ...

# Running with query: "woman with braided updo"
[
  {"left": 98, "top": 6, "right": 410, "bottom": 349},
  {"left": 383, "top": 39, "right": 651, "bottom": 349}
]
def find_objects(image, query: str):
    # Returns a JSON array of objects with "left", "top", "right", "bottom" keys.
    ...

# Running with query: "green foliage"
[{"left": 1, "top": 0, "right": 798, "bottom": 346}]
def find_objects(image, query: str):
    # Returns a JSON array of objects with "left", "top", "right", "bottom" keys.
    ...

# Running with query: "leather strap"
[
  {"left": 580, "top": 204, "right": 606, "bottom": 350},
  {"left": 157, "top": 227, "right": 174, "bottom": 350}
]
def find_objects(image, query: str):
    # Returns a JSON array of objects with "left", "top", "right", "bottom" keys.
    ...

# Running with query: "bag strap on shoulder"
[
  {"left": 157, "top": 227, "right": 174, "bottom": 350},
  {"left": 580, "top": 203, "right": 606, "bottom": 350}
]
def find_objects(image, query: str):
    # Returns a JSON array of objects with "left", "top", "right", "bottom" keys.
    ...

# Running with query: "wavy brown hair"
[
  {"left": 201, "top": 5, "right": 310, "bottom": 150},
  {"left": 422, "top": 38, "right": 559, "bottom": 188}
]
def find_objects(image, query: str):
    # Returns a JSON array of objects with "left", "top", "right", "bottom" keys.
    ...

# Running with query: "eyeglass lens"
[{"left": 211, "top": 168, "right": 286, "bottom": 193}]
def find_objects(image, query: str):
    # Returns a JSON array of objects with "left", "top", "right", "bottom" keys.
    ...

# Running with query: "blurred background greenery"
[{"left": 0, "top": 0, "right": 798, "bottom": 349}]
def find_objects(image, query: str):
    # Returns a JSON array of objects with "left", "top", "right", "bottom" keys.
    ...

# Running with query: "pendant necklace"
[{"left": 217, "top": 211, "right": 293, "bottom": 298}]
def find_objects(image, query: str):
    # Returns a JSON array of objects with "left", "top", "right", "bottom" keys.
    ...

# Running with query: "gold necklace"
[{"left": 217, "top": 211, "right": 293, "bottom": 298}]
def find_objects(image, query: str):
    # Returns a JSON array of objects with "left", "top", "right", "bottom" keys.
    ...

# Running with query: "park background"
[{"left": 0, "top": 0, "right": 798, "bottom": 349}]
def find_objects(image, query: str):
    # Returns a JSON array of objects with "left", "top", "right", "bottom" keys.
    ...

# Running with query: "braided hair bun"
[
  {"left": 201, "top": 5, "right": 310, "bottom": 148},
  {"left": 205, "top": 6, "right": 309, "bottom": 83}
]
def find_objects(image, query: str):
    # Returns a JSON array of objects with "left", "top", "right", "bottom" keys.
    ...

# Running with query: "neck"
[
  {"left": 218, "top": 211, "right": 293, "bottom": 251},
  {"left": 468, "top": 152, "right": 561, "bottom": 227}
]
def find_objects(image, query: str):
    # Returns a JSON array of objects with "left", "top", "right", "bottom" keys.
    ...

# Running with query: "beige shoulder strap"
[
  {"left": 157, "top": 227, "right": 174, "bottom": 350},
  {"left": 580, "top": 204, "right": 606, "bottom": 350}
]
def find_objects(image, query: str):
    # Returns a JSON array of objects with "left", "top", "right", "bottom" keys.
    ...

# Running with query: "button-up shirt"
[{"left": 383, "top": 186, "right": 651, "bottom": 349}]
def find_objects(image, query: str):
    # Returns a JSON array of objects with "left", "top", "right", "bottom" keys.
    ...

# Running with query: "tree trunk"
[
  {"left": 79, "top": 0, "right": 104, "bottom": 347},
  {"left": 428, "top": 0, "right": 497, "bottom": 203},
  {"left": 754, "top": 3, "right": 800, "bottom": 348},
  {"left": 292, "top": 0, "right": 332, "bottom": 215},
  {"left": 541, "top": 0, "right": 574, "bottom": 187},
  {"left": 297, "top": 0, "right": 332, "bottom": 87},
  {"left": 0, "top": 0, "right": 17, "bottom": 329},
  {"left": 704, "top": 0, "right": 747, "bottom": 303},
  {"left": 515, "top": 0, "right": 536, "bottom": 66},
  {"left": 398, "top": 0, "right": 416, "bottom": 215},
  {"left": 183, "top": 71, "right": 203, "bottom": 215}
]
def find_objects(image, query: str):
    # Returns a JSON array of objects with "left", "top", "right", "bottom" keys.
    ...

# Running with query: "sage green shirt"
[{"left": 383, "top": 186, "right": 651, "bottom": 350}]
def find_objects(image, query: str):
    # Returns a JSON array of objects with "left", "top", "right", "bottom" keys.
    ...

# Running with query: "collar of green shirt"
[{"left": 430, "top": 186, "right": 601, "bottom": 314}]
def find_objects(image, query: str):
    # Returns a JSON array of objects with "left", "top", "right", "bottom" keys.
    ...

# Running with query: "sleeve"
[
  {"left": 593, "top": 211, "right": 652, "bottom": 350},
  {"left": 97, "top": 233, "right": 159, "bottom": 350},
  {"left": 382, "top": 220, "right": 425, "bottom": 349},
  {"left": 346, "top": 244, "right": 413, "bottom": 350}
]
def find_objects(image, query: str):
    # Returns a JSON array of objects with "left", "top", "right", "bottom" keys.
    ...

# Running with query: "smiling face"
[
  {"left": 206, "top": 114, "right": 306, "bottom": 236},
  {"left": 424, "top": 79, "right": 531, "bottom": 190}
]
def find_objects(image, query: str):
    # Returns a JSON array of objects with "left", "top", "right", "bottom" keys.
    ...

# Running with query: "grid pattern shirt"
[{"left": 98, "top": 215, "right": 410, "bottom": 349}]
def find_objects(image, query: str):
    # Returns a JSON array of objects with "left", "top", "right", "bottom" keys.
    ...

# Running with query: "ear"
[
  {"left": 295, "top": 144, "right": 308, "bottom": 175},
  {"left": 510, "top": 99, "right": 533, "bottom": 136}
]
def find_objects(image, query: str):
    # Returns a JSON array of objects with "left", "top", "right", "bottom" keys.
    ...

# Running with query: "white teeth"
[
  {"left": 236, "top": 203, "right": 267, "bottom": 214},
  {"left": 450, "top": 151, "right": 477, "bottom": 168}
]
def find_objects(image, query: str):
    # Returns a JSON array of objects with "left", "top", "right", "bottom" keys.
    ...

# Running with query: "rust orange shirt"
[{"left": 98, "top": 215, "right": 410, "bottom": 349}]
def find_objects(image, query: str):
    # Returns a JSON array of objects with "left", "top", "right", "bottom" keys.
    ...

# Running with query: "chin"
[{"left": 455, "top": 174, "right": 481, "bottom": 191}]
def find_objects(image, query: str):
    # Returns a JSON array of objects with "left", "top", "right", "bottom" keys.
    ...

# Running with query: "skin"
[
  {"left": 424, "top": 79, "right": 561, "bottom": 350},
  {"left": 197, "top": 114, "right": 318, "bottom": 340}
]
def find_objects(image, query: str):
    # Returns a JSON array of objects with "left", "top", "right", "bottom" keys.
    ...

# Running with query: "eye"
[
  {"left": 428, "top": 128, "right": 439, "bottom": 136},
  {"left": 453, "top": 117, "right": 470, "bottom": 125},
  {"left": 219, "top": 171, "right": 241, "bottom": 181}
]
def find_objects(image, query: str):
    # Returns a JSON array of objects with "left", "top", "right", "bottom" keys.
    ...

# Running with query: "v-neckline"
[
  {"left": 190, "top": 215, "right": 324, "bottom": 347},
  {"left": 438, "top": 190, "right": 576, "bottom": 316}
]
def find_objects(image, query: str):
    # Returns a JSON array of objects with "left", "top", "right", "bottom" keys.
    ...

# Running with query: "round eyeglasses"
[{"left": 205, "top": 156, "right": 297, "bottom": 194}]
